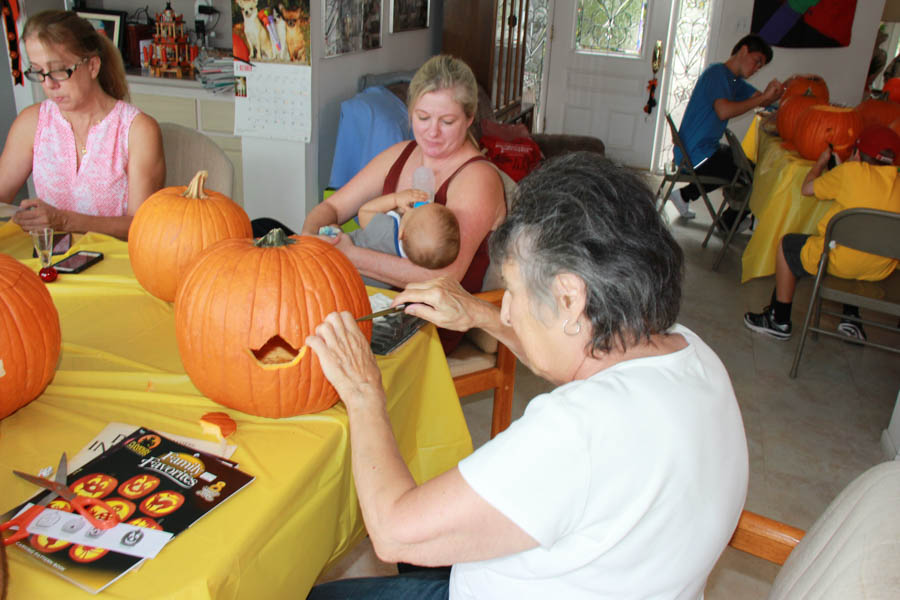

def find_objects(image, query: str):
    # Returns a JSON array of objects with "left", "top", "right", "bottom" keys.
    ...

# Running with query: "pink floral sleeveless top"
[{"left": 33, "top": 100, "right": 140, "bottom": 216}]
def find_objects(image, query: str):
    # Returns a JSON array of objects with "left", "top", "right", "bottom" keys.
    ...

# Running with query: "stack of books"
[{"left": 194, "top": 48, "right": 234, "bottom": 94}]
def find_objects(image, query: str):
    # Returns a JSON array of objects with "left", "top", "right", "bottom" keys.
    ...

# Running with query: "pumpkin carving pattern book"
[
  {"left": 174, "top": 230, "right": 373, "bottom": 418},
  {"left": 0, "top": 427, "right": 253, "bottom": 594},
  {"left": 0, "top": 253, "right": 61, "bottom": 417}
]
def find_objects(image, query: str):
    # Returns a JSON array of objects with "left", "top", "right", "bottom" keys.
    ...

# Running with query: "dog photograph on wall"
[
  {"left": 232, "top": 0, "right": 310, "bottom": 64},
  {"left": 391, "top": 0, "right": 428, "bottom": 33},
  {"left": 323, "top": 0, "right": 382, "bottom": 58}
]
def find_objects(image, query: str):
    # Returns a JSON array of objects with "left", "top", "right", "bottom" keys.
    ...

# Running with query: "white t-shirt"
[{"left": 450, "top": 325, "right": 748, "bottom": 600}]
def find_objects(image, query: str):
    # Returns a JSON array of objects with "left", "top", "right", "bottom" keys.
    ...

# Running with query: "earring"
[{"left": 562, "top": 318, "right": 581, "bottom": 336}]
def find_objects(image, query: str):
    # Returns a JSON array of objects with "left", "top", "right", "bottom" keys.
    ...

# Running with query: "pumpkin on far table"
[
  {"left": 0, "top": 253, "right": 61, "bottom": 418},
  {"left": 793, "top": 105, "right": 864, "bottom": 162},
  {"left": 174, "top": 229, "right": 373, "bottom": 419},
  {"left": 777, "top": 93, "right": 824, "bottom": 143},
  {"left": 883, "top": 77, "right": 900, "bottom": 103},
  {"left": 781, "top": 74, "right": 829, "bottom": 104},
  {"left": 129, "top": 170, "right": 252, "bottom": 302},
  {"left": 855, "top": 98, "right": 900, "bottom": 128}
]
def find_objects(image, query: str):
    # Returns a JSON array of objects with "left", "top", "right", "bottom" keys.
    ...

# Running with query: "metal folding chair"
[
  {"left": 790, "top": 208, "right": 900, "bottom": 378},
  {"left": 701, "top": 128, "right": 755, "bottom": 271},
  {"left": 655, "top": 113, "right": 733, "bottom": 221}
]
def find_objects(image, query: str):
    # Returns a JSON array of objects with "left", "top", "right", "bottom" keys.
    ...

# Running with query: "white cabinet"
[{"left": 127, "top": 76, "right": 244, "bottom": 206}]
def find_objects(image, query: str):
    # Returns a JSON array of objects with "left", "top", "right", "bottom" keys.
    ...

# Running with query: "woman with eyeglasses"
[{"left": 0, "top": 10, "right": 164, "bottom": 240}]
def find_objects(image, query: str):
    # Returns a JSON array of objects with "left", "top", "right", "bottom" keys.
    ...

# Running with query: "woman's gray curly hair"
[{"left": 489, "top": 151, "right": 684, "bottom": 355}]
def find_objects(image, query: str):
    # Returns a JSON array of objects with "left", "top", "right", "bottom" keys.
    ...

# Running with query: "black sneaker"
[
  {"left": 837, "top": 319, "right": 867, "bottom": 344},
  {"left": 744, "top": 306, "right": 792, "bottom": 340}
]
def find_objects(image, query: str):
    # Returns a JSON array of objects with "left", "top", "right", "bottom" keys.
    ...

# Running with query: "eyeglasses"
[{"left": 23, "top": 56, "right": 89, "bottom": 83}]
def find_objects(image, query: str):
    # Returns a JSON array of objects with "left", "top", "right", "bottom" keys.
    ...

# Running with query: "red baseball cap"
[{"left": 855, "top": 125, "right": 900, "bottom": 165}]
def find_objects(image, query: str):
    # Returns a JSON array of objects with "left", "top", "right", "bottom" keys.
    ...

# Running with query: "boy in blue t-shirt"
[{"left": 670, "top": 34, "right": 783, "bottom": 228}]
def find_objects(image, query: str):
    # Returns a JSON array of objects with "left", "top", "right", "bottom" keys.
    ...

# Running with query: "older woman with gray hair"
[{"left": 305, "top": 152, "right": 748, "bottom": 599}]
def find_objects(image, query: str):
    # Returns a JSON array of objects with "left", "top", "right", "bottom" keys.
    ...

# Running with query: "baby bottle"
[{"left": 411, "top": 166, "right": 435, "bottom": 207}]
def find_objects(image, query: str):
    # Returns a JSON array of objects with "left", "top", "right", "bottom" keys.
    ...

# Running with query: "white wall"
[
  {"left": 307, "top": 1, "right": 442, "bottom": 216},
  {"left": 87, "top": 0, "right": 441, "bottom": 229},
  {"left": 712, "top": 0, "right": 887, "bottom": 140}
]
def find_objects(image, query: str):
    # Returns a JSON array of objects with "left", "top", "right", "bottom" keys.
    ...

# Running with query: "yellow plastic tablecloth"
[
  {"left": 0, "top": 222, "right": 473, "bottom": 599},
  {"left": 740, "top": 123, "right": 834, "bottom": 282}
]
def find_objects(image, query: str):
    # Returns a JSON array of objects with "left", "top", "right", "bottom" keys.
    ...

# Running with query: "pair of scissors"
[
  {"left": 1, "top": 453, "right": 68, "bottom": 546},
  {"left": 1, "top": 454, "right": 119, "bottom": 546}
]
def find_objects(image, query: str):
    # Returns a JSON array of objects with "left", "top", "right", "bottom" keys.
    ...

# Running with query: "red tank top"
[{"left": 383, "top": 141, "right": 497, "bottom": 353}]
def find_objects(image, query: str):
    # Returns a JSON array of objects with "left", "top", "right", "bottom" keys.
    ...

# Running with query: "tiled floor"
[{"left": 318, "top": 192, "right": 900, "bottom": 598}]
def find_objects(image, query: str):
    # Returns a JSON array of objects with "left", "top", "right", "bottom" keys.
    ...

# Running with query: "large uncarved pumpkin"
[
  {"left": 782, "top": 75, "right": 829, "bottom": 104},
  {"left": 0, "top": 253, "right": 61, "bottom": 418},
  {"left": 129, "top": 170, "right": 252, "bottom": 302},
  {"left": 174, "top": 230, "right": 373, "bottom": 418},
  {"left": 793, "top": 105, "right": 864, "bottom": 162},
  {"left": 777, "top": 94, "right": 823, "bottom": 143}
]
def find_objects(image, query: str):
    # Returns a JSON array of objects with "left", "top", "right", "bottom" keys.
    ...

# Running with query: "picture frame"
[
  {"left": 390, "top": 0, "right": 428, "bottom": 33},
  {"left": 76, "top": 9, "right": 127, "bottom": 58}
]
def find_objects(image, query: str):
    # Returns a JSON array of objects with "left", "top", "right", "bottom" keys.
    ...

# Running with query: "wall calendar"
[{"left": 234, "top": 61, "right": 311, "bottom": 143}]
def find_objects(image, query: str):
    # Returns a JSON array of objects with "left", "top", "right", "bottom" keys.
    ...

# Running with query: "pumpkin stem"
[
  {"left": 182, "top": 170, "right": 210, "bottom": 199},
  {"left": 254, "top": 227, "right": 297, "bottom": 247}
]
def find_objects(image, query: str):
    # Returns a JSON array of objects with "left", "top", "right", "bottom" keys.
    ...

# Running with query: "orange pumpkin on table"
[
  {"left": 174, "top": 229, "right": 373, "bottom": 418},
  {"left": 776, "top": 93, "right": 823, "bottom": 143},
  {"left": 781, "top": 74, "right": 829, "bottom": 104},
  {"left": 855, "top": 98, "right": 900, "bottom": 128},
  {"left": 792, "top": 105, "right": 864, "bottom": 162},
  {"left": 0, "top": 253, "right": 61, "bottom": 418},
  {"left": 129, "top": 170, "right": 252, "bottom": 303}
]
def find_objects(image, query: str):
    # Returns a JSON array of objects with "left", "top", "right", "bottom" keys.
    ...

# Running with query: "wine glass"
[{"left": 30, "top": 227, "right": 58, "bottom": 282}]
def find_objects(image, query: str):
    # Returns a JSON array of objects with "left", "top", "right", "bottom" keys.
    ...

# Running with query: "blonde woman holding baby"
[{"left": 302, "top": 55, "right": 506, "bottom": 351}]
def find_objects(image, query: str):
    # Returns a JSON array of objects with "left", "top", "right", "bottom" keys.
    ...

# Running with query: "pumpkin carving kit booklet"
[{"left": 1, "top": 427, "right": 254, "bottom": 593}]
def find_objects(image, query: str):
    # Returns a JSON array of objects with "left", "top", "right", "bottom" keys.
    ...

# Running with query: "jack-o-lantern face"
[
  {"left": 70, "top": 473, "right": 118, "bottom": 499},
  {"left": 128, "top": 516, "right": 163, "bottom": 530},
  {"left": 139, "top": 491, "right": 184, "bottom": 517},
  {"left": 174, "top": 232, "right": 373, "bottom": 418},
  {"left": 794, "top": 105, "right": 865, "bottom": 161},
  {"left": 90, "top": 497, "right": 135, "bottom": 522},
  {"left": 118, "top": 474, "right": 161, "bottom": 499},
  {"left": 30, "top": 534, "right": 69, "bottom": 553},
  {"left": 69, "top": 544, "right": 109, "bottom": 563},
  {"left": 47, "top": 498, "right": 73, "bottom": 512}
]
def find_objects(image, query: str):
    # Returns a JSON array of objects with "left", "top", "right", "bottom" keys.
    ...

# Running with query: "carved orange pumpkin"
[
  {"left": 129, "top": 170, "right": 252, "bottom": 302},
  {"left": 777, "top": 94, "right": 823, "bottom": 142},
  {"left": 0, "top": 253, "right": 61, "bottom": 418},
  {"left": 855, "top": 98, "right": 900, "bottom": 128},
  {"left": 174, "top": 230, "right": 373, "bottom": 418},
  {"left": 782, "top": 75, "right": 829, "bottom": 104},
  {"left": 793, "top": 105, "right": 864, "bottom": 161}
]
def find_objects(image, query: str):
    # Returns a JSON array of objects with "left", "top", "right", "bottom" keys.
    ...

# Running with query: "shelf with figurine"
[{"left": 148, "top": 2, "right": 198, "bottom": 79}]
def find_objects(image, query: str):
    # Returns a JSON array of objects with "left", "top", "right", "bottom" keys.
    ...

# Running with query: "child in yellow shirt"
[{"left": 744, "top": 125, "right": 900, "bottom": 341}]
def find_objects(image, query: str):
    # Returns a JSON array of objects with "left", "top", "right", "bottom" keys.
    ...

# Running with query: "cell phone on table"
[
  {"left": 51, "top": 250, "right": 103, "bottom": 273},
  {"left": 31, "top": 232, "right": 72, "bottom": 258}
]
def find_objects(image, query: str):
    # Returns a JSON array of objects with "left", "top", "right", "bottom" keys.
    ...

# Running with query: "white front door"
[{"left": 543, "top": 0, "right": 673, "bottom": 169}]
